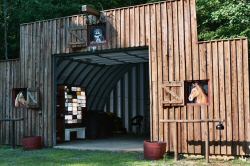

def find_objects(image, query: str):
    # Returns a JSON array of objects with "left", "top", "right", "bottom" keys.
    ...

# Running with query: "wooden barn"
[{"left": 0, "top": 0, "right": 249, "bottom": 156}]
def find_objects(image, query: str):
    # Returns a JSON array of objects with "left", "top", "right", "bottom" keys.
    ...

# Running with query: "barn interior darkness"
[{"left": 54, "top": 47, "right": 150, "bottom": 144}]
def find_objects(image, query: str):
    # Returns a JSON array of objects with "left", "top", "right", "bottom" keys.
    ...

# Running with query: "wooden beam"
[
  {"left": 206, "top": 121, "right": 210, "bottom": 163},
  {"left": 160, "top": 119, "right": 224, "bottom": 163},
  {"left": 174, "top": 122, "right": 178, "bottom": 161},
  {"left": 162, "top": 82, "right": 183, "bottom": 87},
  {"left": 81, "top": 5, "right": 100, "bottom": 16},
  {"left": 0, "top": 118, "right": 24, "bottom": 121},
  {"left": 164, "top": 88, "right": 181, "bottom": 101},
  {"left": 162, "top": 100, "right": 182, "bottom": 104},
  {"left": 160, "top": 119, "right": 224, "bottom": 123}
]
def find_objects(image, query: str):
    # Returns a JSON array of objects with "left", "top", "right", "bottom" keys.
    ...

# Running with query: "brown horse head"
[{"left": 188, "top": 83, "right": 208, "bottom": 104}]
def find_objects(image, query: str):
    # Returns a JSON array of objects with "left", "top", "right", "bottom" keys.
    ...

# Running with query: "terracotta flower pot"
[
  {"left": 144, "top": 140, "right": 166, "bottom": 160},
  {"left": 22, "top": 136, "right": 43, "bottom": 150}
]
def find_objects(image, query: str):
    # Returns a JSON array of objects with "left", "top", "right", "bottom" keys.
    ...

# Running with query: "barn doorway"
[{"left": 53, "top": 47, "right": 150, "bottom": 151}]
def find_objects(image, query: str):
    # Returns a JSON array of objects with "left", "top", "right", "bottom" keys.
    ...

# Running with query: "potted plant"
[{"left": 144, "top": 140, "right": 166, "bottom": 160}]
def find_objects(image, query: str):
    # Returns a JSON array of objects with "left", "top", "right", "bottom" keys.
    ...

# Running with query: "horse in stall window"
[
  {"left": 15, "top": 92, "right": 28, "bottom": 107},
  {"left": 188, "top": 83, "right": 208, "bottom": 104}
]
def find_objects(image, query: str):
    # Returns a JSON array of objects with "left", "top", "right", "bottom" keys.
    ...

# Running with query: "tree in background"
[
  {"left": 197, "top": 0, "right": 250, "bottom": 41},
  {"left": 0, "top": 0, "right": 147, "bottom": 59},
  {"left": 0, "top": 0, "right": 249, "bottom": 60}
]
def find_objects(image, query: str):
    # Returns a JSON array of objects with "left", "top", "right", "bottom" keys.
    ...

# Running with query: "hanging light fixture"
[
  {"left": 81, "top": 5, "right": 100, "bottom": 17},
  {"left": 81, "top": 5, "right": 100, "bottom": 25},
  {"left": 81, "top": 4, "right": 107, "bottom": 25},
  {"left": 216, "top": 121, "right": 224, "bottom": 147},
  {"left": 216, "top": 122, "right": 224, "bottom": 130}
]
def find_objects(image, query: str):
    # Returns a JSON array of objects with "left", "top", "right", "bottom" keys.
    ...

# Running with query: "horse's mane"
[{"left": 194, "top": 82, "right": 207, "bottom": 96}]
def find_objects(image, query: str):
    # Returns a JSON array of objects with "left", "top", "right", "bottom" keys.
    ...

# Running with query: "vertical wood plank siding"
[
  {"left": 0, "top": 0, "right": 248, "bottom": 156},
  {"left": 196, "top": 39, "right": 249, "bottom": 155},
  {"left": 0, "top": 60, "right": 22, "bottom": 145}
]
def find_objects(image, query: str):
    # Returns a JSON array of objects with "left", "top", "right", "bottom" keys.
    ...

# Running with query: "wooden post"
[
  {"left": 159, "top": 119, "right": 224, "bottom": 162},
  {"left": 12, "top": 120, "right": 15, "bottom": 149},
  {"left": 81, "top": 5, "right": 100, "bottom": 16},
  {"left": 206, "top": 121, "right": 209, "bottom": 163},
  {"left": 174, "top": 122, "right": 178, "bottom": 161}
]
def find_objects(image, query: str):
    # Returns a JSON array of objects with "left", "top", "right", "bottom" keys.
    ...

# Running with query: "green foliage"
[
  {"left": 0, "top": 0, "right": 249, "bottom": 60},
  {"left": 197, "top": 0, "right": 250, "bottom": 40}
]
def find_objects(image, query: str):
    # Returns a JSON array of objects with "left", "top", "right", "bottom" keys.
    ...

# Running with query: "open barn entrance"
[{"left": 53, "top": 47, "right": 150, "bottom": 151}]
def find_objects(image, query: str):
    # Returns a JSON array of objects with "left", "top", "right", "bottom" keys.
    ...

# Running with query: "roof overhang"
[{"left": 55, "top": 46, "right": 149, "bottom": 66}]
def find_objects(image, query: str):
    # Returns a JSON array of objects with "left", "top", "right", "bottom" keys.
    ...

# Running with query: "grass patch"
[
  {"left": 0, "top": 146, "right": 249, "bottom": 166},
  {"left": 0, "top": 146, "right": 172, "bottom": 166}
]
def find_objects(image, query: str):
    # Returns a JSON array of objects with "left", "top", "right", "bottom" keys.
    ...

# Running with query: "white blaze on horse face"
[
  {"left": 188, "top": 86, "right": 198, "bottom": 101},
  {"left": 15, "top": 93, "right": 20, "bottom": 107},
  {"left": 188, "top": 83, "right": 208, "bottom": 104}
]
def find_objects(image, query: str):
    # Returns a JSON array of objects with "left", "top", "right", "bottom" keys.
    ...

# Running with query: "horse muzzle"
[{"left": 188, "top": 96, "right": 193, "bottom": 101}]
